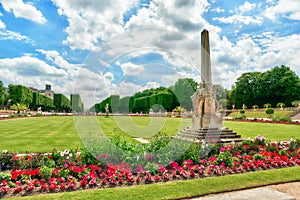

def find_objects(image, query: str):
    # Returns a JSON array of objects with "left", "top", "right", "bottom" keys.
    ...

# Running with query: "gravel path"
[{"left": 268, "top": 182, "right": 300, "bottom": 199}]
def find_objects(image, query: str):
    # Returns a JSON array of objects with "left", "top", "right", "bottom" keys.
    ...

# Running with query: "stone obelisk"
[
  {"left": 191, "top": 29, "right": 221, "bottom": 130},
  {"left": 175, "top": 29, "right": 244, "bottom": 144},
  {"left": 201, "top": 29, "right": 212, "bottom": 86}
]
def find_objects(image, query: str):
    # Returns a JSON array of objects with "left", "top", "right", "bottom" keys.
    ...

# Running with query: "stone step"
[
  {"left": 175, "top": 127, "right": 245, "bottom": 144},
  {"left": 177, "top": 133, "right": 242, "bottom": 139}
]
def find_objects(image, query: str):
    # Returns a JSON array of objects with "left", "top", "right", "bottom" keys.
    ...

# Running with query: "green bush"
[
  {"left": 253, "top": 154, "right": 264, "bottom": 161},
  {"left": 39, "top": 166, "right": 53, "bottom": 180},
  {"left": 144, "top": 162, "right": 159, "bottom": 174},
  {"left": 0, "top": 172, "right": 12, "bottom": 182},
  {"left": 265, "top": 108, "right": 274, "bottom": 115},
  {"left": 217, "top": 151, "right": 233, "bottom": 168},
  {"left": 240, "top": 110, "right": 245, "bottom": 114}
]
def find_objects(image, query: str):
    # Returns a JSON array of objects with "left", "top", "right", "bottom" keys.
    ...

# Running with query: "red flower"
[
  {"left": 60, "top": 183, "right": 66, "bottom": 191},
  {"left": 13, "top": 154, "right": 19, "bottom": 161},
  {"left": 40, "top": 183, "right": 48, "bottom": 191}
]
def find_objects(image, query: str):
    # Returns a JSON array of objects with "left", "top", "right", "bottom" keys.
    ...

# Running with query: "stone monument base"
[{"left": 173, "top": 127, "right": 245, "bottom": 144}]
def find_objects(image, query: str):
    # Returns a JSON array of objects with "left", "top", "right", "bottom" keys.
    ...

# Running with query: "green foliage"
[
  {"left": 264, "top": 103, "right": 272, "bottom": 108},
  {"left": 277, "top": 102, "right": 285, "bottom": 108},
  {"left": 70, "top": 94, "right": 84, "bottom": 112},
  {"left": 119, "top": 96, "right": 131, "bottom": 113},
  {"left": 0, "top": 80, "right": 5, "bottom": 106},
  {"left": 8, "top": 84, "right": 33, "bottom": 106},
  {"left": 10, "top": 103, "right": 28, "bottom": 113},
  {"left": 231, "top": 66, "right": 300, "bottom": 108},
  {"left": 217, "top": 151, "right": 233, "bottom": 168},
  {"left": 30, "top": 92, "right": 54, "bottom": 111},
  {"left": 253, "top": 154, "right": 264, "bottom": 161},
  {"left": 218, "top": 99, "right": 229, "bottom": 109},
  {"left": 54, "top": 93, "right": 71, "bottom": 112},
  {"left": 39, "top": 166, "right": 53, "bottom": 180},
  {"left": 213, "top": 84, "right": 227, "bottom": 100},
  {"left": 173, "top": 78, "right": 198, "bottom": 110},
  {"left": 173, "top": 106, "right": 184, "bottom": 115},
  {"left": 291, "top": 100, "right": 300, "bottom": 107},
  {"left": 240, "top": 109, "right": 245, "bottom": 114},
  {"left": 265, "top": 108, "right": 274, "bottom": 115},
  {"left": 144, "top": 162, "right": 159, "bottom": 174},
  {"left": 0, "top": 172, "right": 12, "bottom": 182}
]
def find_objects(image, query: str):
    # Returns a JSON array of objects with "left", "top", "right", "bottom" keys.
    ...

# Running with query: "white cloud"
[
  {"left": 0, "top": 0, "right": 47, "bottom": 24},
  {"left": 0, "top": 20, "right": 5, "bottom": 29},
  {"left": 0, "top": 56, "right": 68, "bottom": 91},
  {"left": 235, "top": 1, "right": 256, "bottom": 13},
  {"left": 51, "top": 0, "right": 139, "bottom": 50},
  {"left": 120, "top": 62, "right": 145, "bottom": 76},
  {"left": 264, "top": 0, "right": 300, "bottom": 21},
  {"left": 0, "top": 30, "right": 32, "bottom": 43},
  {"left": 213, "top": 15, "right": 263, "bottom": 25},
  {"left": 211, "top": 7, "right": 224, "bottom": 13},
  {"left": 36, "top": 49, "right": 83, "bottom": 70}
]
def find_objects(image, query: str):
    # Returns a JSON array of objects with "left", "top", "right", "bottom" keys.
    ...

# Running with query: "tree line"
[
  {"left": 0, "top": 83, "right": 84, "bottom": 112},
  {"left": 91, "top": 65, "right": 300, "bottom": 113}
]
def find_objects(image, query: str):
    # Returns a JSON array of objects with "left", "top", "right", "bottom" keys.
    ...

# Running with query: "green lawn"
[
  {"left": 0, "top": 116, "right": 299, "bottom": 153},
  {"left": 10, "top": 166, "right": 300, "bottom": 200},
  {"left": 224, "top": 121, "right": 300, "bottom": 141}
]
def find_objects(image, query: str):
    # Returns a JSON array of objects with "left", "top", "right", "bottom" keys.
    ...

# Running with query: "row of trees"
[
  {"left": 0, "top": 82, "right": 84, "bottom": 112},
  {"left": 90, "top": 65, "right": 299, "bottom": 113},
  {"left": 229, "top": 65, "right": 300, "bottom": 109},
  {"left": 90, "top": 78, "right": 226, "bottom": 113}
]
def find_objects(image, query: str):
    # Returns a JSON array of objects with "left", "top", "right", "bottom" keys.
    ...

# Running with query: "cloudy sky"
[{"left": 0, "top": 0, "right": 299, "bottom": 108}]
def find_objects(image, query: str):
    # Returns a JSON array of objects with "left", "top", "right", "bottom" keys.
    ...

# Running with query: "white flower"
[
  {"left": 64, "top": 149, "right": 70, "bottom": 154},
  {"left": 2, "top": 150, "right": 8, "bottom": 154},
  {"left": 60, "top": 152, "right": 65, "bottom": 157},
  {"left": 69, "top": 153, "right": 73, "bottom": 158}
]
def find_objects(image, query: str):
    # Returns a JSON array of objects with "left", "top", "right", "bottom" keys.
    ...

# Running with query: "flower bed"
[
  {"left": 1, "top": 136, "right": 300, "bottom": 198},
  {"left": 225, "top": 118, "right": 300, "bottom": 125}
]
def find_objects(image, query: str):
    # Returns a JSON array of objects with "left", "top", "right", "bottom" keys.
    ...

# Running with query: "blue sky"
[{"left": 0, "top": 0, "right": 299, "bottom": 108}]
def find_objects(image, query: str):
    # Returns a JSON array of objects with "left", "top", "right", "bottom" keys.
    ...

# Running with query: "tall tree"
[
  {"left": 258, "top": 66, "right": 300, "bottom": 107},
  {"left": 173, "top": 78, "right": 198, "bottom": 110},
  {"left": 231, "top": 72, "right": 261, "bottom": 108},
  {"left": 8, "top": 84, "right": 33, "bottom": 106},
  {"left": 232, "top": 66, "right": 300, "bottom": 108},
  {"left": 0, "top": 81, "right": 5, "bottom": 106}
]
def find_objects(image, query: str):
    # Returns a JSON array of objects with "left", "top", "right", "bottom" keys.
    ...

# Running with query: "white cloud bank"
[{"left": 0, "top": 0, "right": 47, "bottom": 24}]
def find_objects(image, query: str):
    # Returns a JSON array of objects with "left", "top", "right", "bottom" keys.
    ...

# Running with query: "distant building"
[{"left": 29, "top": 84, "right": 54, "bottom": 99}]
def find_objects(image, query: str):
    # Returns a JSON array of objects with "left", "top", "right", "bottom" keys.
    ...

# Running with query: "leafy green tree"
[
  {"left": 291, "top": 100, "right": 300, "bottom": 107},
  {"left": 0, "top": 81, "right": 6, "bottom": 106},
  {"left": 231, "top": 72, "right": 261, "bottom": 109},
  {"left": 218, "top": 99, "right": 229, "bottom": 109},
  {"left": 70, "top": 94, "right": 84, "bottom": 112},
  {"left": 232, "top": 66, "right": 300, "bottom": 108},
  {"left": 213, "top": 84, "right": 227, "bottom": 100},
  {"left": 8, "top": 84, "right": 33, "bottom": 106},
  {"left": 53, "top": 94, "right": 71, "bottom": 112},
  {"left": 258, "top": 66, "right": 300, "bottom": 107},
  {"left": 173, "top": 78, "right": 198, "bottom": 111}
]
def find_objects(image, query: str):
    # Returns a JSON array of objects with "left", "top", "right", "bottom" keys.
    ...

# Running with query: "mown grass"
[
  {"left": 0, "top": 116, "right": 299, "bottom": 153},
  {"left": 227, "top": 110, "right": 295, "bottom": 119},
  {"left": 10, "top": 167, "right": 300, "bottom": 200},
  {"left": 224, "top": 121, "right": 300, "bottom": 141}
]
